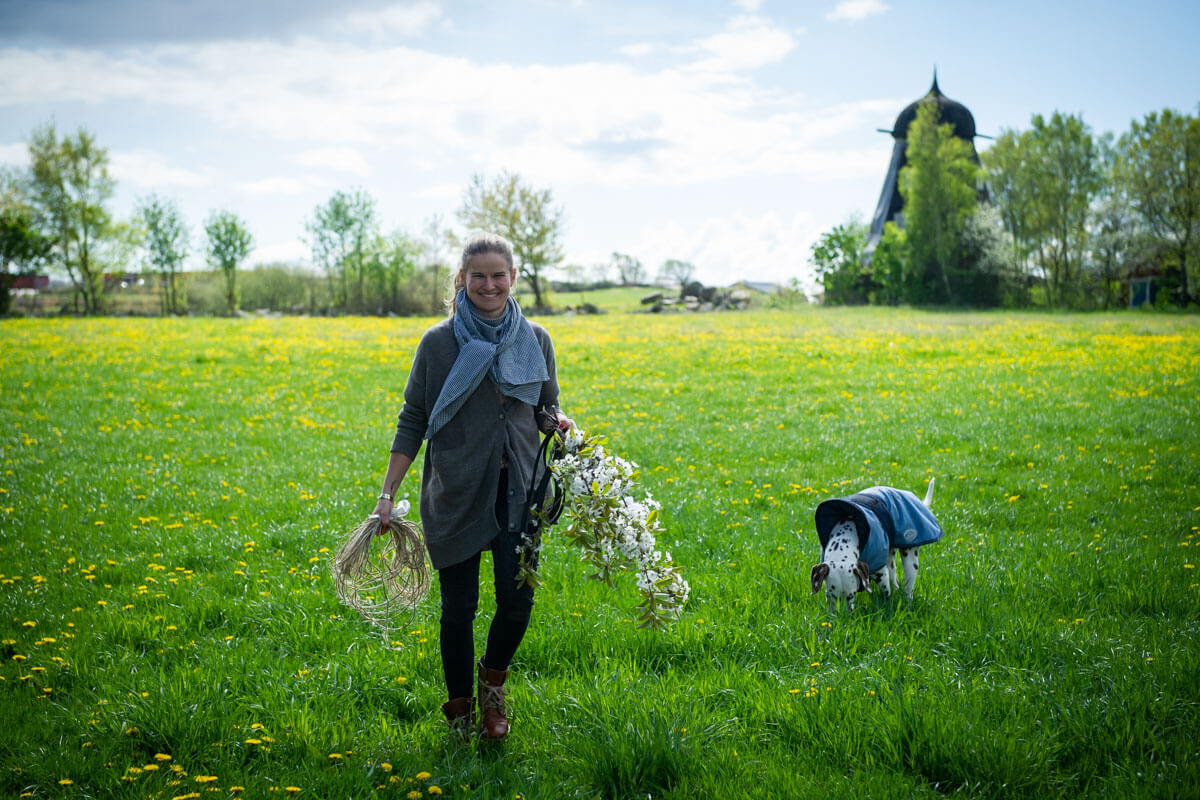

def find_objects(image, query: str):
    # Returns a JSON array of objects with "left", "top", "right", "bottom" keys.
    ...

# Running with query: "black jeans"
[{"left": 437, "top": 470, "right": 535, "bottom": 700}]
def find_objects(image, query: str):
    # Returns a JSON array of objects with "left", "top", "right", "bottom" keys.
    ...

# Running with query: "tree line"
[
  {"left": 0, "top": 123, "right": 702, "bottom": 317},
  {"left": 812, "top": 103, "right": 1200, "bottom": 309}
]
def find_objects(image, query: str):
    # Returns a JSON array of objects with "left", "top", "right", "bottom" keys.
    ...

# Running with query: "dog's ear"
[
  {"left": 810, "top": 563, "right": 829, "bottom": 594},
  {"left": 854, "top": 560, "right": 871, "bottom": 593}
]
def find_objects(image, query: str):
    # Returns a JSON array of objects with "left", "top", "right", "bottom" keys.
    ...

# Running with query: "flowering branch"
[{"left": 518, "top": 428, "right": 689, "bottom": 630}]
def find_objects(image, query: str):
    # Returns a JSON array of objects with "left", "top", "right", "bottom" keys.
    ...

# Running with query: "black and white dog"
[{"left": 810, "top": 479, "right": 941, "bottom": 612}]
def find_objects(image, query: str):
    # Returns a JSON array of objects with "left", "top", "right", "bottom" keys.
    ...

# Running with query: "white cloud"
[
  {"left": 236, "top": 176, "right": 310, "bottom": 196},
  {"left": 251, "top": 239, "right": 309, "bottom": 265},
  {"left": 618, "top": 42, "right": 655, "bottom": 58},
  {"left": 0, "top": 142, "right": 28, "bottom": 166},
  {"left": 0, "top": 31, "right": 880, "bottom": 192},
  {"left": 825, "top": 0, "right": 890, "bottom": 23},
  {"left": 734, "top": 0, "right": 764, "bottom": 10},
  {"left": 290, "top": 147, "right": 370, "bottom": 176},
  {"left": 109, "top": 149, "right": 212, "bottom": 188},
  {"left": 685, "top": 15, "right": 797, "bottom": 73},
  {"left": 630, "top": 210, "right": 822, "bottom": 288},
  {"left": 338, "top": 1, "right": 445, "bottom": 39}
]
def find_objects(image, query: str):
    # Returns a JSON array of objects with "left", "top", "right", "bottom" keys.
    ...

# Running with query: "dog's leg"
[{"left": 899, "top": 547, "right": 919, "bottom": 601}]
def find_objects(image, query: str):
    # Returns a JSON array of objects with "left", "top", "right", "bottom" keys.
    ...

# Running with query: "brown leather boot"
[
  {"left": 441, "top": 696, "right": 474, "bottom": 741},
  {"left": 477, "top": 661, "right": 510, "bottom": 740}
]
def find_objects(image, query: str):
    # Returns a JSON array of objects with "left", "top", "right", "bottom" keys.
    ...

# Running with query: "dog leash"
[{"left": 519, "top": 429, "right": 566, "bottom": 534}]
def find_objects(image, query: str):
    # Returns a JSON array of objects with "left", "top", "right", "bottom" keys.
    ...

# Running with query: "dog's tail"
[{"left": 923, "top": 477, "right": 936, "bottom": 507}]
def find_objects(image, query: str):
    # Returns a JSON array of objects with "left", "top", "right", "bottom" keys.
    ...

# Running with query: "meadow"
[{"left": 1, "top": 307, "right": 1198, "bottom": 799}]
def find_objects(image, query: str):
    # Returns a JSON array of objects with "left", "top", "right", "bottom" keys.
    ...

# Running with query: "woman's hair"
[
  {"left": 460, "top": 231, "right": 515, "bottom": 273},
  {"left": 449, "top": 232, "right": 515, "bottom": 315}
]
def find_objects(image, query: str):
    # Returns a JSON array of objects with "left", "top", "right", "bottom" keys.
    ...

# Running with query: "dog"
[{"left": 810, "top": 479, "right": 941, "bottom": 612}]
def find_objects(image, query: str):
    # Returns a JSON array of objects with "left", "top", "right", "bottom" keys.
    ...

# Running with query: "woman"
[{"left": 372, "top": 231, "right": 571, "bottom": 740}]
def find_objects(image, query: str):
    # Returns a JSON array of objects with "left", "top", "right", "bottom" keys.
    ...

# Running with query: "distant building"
[{"left": 866, "top": 72, "right": 984, "bottom": 259}]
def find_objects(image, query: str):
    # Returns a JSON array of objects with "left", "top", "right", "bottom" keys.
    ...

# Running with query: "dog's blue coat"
[{"left": 815, "top": 486, "right": 942, "bottom": 573}]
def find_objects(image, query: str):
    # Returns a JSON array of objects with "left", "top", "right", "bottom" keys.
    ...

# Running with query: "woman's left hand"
[{"left": 555, "top": 411, "right": 574, "bottom": 432}]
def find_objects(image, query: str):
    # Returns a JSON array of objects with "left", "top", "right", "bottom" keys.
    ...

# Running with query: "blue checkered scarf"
[{"left": 424, "top": 289, "right": 549, "bottom": 440}]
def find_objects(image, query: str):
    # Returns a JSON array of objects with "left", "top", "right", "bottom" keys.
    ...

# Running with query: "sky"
[{"left": 1, "top": 0, "right": 1198, "bottom": 289}]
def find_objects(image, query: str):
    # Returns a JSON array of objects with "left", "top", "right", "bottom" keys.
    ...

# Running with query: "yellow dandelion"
[
  {"left": 58, "top": 779, "right": 73, "bottom": 786},
  {"left": 285, "top": 787, "right": 301, "bottom": 794},
  {"left": 428, "top": 787, "right": 442, "bottom": 796},
  {"left": 154, "top": 753, "right": 172, "bottom": 761},
  {"left": 415, "top": 771, "right": 432, "bottom": 780}
]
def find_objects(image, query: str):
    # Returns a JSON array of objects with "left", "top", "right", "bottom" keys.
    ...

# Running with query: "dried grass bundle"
[{"left": 332, "top": 501, "right": 430, "bottom": 633}]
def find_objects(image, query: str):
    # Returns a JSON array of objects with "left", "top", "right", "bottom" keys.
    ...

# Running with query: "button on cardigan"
[{"left": 391, "top": 317, "right": 560, "bottom": 570}]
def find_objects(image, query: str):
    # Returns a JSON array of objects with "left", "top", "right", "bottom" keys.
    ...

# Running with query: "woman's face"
[{"left": 462, "top": 251, "right": 516, "bottom": 319}]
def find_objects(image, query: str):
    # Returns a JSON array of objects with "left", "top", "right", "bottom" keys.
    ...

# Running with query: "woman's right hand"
[{"left": 372, "top": 497, "right": 394, "bottom": 534}]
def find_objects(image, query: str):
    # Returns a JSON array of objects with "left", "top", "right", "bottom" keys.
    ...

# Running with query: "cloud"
[
  {"left": 0, "top": 26, "right": 879, "bottom": 191},
  {"left": 734, "top": 0, "right": 764, "bottom": 10},
  {"left": 290, "top": 147, "right": 370, "bottom": 176},
  {"left": 109, "top": 149, "right": 213, "bottom": 188},
  {"left": 825, "top": 0, "right": 889, "bottom": 23},
  {"left": 235, "top": 176, "right": 311, "bottom": 196},
  {"left": 618, "top": 42, "right": 655, "bottom": 58},
  {"left": 0, "top": 0, "right": 416, "bottom": 46},
  {"left": 685, "top": 14, "right": 797, "bottom": 73},
  {"left": 251, "top": 238, "right": 309, "bottom": 265},
  {"left": 338, "top": 1, "right": 445, "bottom": 39},
  {"left": 0, "top": 141, "right": 29, "bottom": 166},
  {"left": 629, "top": 209, "right": 823, "bottom": 288}
]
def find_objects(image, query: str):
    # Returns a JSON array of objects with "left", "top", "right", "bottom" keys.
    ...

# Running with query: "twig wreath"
[
  {"left": 517, "top": 427, "right": 690, "bottom": 630},
  {"left": 332, "top": 499, "right": 430, "bottom": 635}
]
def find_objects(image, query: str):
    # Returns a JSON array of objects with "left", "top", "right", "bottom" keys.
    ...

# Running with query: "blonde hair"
[{"left": 449, "top": 232, "right": 515, "bottom": 315}]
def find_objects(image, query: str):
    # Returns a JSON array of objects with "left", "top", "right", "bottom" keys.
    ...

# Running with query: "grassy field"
[{"left": 1, "top": 308, "right": 1198, "bottom": 799}]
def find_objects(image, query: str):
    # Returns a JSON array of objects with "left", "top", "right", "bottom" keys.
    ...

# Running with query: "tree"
[
  {"left": 306, "top": 189, "right": 378, "bottom": 312},
  {"left": 136, "top": 194, "right": 190, "bottom": 315},
  {"left": 1, "top": 168, "right": 53, "bottom": 314},
  {"left": 421, "top": 215, "right": 454, "bottom": 315},
  {"left": 1027, "top": 112, "right": 1102, "bottom": 308},
  {"left": 27, "top": 123, "right": 115, "bottom": 314},
  {"left": 204, "top": 209, "right": 254, "bottom": 315},
  {"left": 810, "top": 217, "right": 869, "bottom": 305},
  {"left": 369, "top": 229, "right": 420, "bottom": 314},
  {"left": 870, "top": 221, "right": 906, "bottom": 306},
  {"left": 1118, "top": 108, "right": 1200, "bottom": 306},
  {"left": 610, "top": 251, "right": 645, "bottom": 286},
  {"left": 981, "top": 129, "right": 1038, "bottom": 290},
  {"left": 984, "top": 113, "right": 1104, "bottom": 308},
  {"left": 900, "top": 102, "right": 980, "bottom": 304},
  {"left": 658, "top": 258, "right": 695, "bottom": 289},
  {"left": 457, "top": 171, "right": 564, "bottom": 310}
]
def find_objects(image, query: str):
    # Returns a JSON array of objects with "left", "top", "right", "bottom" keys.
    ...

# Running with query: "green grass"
[{"left": 1, "top": 307, "right": 1198, "bottom": 799}]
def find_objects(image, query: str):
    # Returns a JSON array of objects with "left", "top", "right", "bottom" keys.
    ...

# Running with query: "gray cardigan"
[{"left": 391, "top": 317, "right": 560, "bottom": 569}]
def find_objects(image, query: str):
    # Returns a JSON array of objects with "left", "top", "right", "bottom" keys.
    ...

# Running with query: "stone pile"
[{"left": 640, "top": 282, "right": 753, "bottom": 313}]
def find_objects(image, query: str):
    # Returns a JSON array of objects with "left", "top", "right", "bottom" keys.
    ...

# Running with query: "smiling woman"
[{"left": 369, "top": 230, "right": 573, "bottom": 741}]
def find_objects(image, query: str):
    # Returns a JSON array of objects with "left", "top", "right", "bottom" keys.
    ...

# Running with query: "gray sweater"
[{"left": 391, "top": 317, "right": 560, "bottom": 569}]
